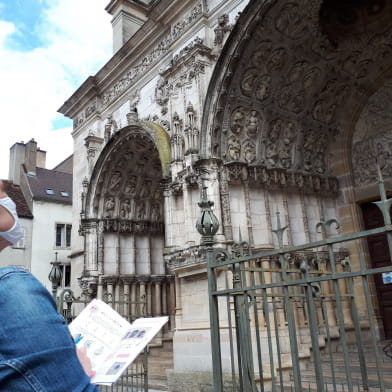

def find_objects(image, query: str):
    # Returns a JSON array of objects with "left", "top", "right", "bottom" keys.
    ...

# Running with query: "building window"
[
  {"left": 60, "top": 191, "right": 69, "bottom": 197},
  {"left": 55, "top": 224, "right": 72, "bottom": 248},
  {"left": 45, "top": 188, "right": 55, "bottom": 195},
  {"left": 59, "top": 264, "right": 71, "bottom": 287}
]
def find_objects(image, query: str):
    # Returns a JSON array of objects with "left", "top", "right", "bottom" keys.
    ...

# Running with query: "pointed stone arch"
[
  {"left": 82, "top": 121, "right": 171, "bottom": 279},
  {"left": 197, "top": 0, "right": 392, "bottom": 254},
  {"left": 201, "top": 0, "right": 392, "bottom": 187}
]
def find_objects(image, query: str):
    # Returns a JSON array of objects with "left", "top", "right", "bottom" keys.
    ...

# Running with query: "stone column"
[
  {"left": 162, "top": 278, "right": 168, "bottom": 316},
  {"left": 169, "top": 275, "right": 176, "bottom": 331},
  {"left": 138, "top": 276, "right": 149, "bottom": 317},
  {"left": 153, "top": 276, "right": 164, "bottom": 316},
  {"left": 85, "top": 222, "right": 98, "bottom": 273},
  {"left": 105, "top": 277, "right": 117, "bottom": 307},
  {"left": 242, "top": 176, "right": 254, "bottom": 245},
  {"left": 131, "top": 278, "right": 137, "bottom": 318},
  {"left": 97, "top": 220, "right": 104, "bottom": 275},
  {"left": 122, "top": 277, "right": 131, "bottom": 320},
  {"left": 116, "top": 231, "right": 121, "bottom": 276},
  {"left": 163, "top": 182, "right": 172, "bottom": 247}
]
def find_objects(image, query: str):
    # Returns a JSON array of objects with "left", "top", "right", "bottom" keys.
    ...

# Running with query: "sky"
[{"left": 0, "top": 0, "right": 113, "bottom": 178}]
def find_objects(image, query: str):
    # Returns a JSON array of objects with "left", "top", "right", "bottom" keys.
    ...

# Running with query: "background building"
[{"left": 0, "top": 139, "right": 73, "bottom": 291}]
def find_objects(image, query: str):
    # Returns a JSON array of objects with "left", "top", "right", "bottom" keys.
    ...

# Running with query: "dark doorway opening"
[{"left": 361, "top": 201, "right": 392, "bottom": 339}]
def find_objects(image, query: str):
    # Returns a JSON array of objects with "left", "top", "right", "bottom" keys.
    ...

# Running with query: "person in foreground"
[{"left": 0, "top": 180, "right": 98, "bottom": 391}]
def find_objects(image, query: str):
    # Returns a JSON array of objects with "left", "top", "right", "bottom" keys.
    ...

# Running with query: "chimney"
[
  {"left": 105, "top": 0, "right": 148, "bottom": 53},
  {"left": 8, "top": 142, "right": 26, "bottom": 185},
  {"left": 8, "top": 139, "right": 46, "bottom": 185},
  {"left": 25, "top": 139, "right": 37, "bottom": 175}
]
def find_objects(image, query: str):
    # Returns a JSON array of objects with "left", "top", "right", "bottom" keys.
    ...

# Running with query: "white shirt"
[{"left": 0, "top": 197, "right": 23, "bottom": 245}]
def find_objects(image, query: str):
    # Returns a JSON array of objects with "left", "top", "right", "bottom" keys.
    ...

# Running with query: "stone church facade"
[{"left": 59, "top": 0, "right": 392, "bottom": 388}]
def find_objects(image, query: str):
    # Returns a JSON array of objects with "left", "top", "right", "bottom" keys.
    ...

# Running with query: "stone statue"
[
  {"left": 119, "top": 199, "right": 131, "bottom": 219},
  {"left": 109, "top": 171, "right": 122, "bottom": 192},
  {"left": 104, "top": 197, "right": 115, "bottom": 218}
]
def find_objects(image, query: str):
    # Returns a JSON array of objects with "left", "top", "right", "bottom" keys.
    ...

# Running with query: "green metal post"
[{"left": 207, "top": 246, "right": 224, "bottom": 392}]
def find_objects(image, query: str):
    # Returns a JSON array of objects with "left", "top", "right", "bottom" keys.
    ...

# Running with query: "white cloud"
[{"left": 0, "top": 0, "right": 112, "bottom": 179}]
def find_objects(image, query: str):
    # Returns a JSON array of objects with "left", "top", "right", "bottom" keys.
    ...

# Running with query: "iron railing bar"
[
  {"left": 302, "top": 260, "right": 325, "bottom": 392},
  {"left": 272, "top": 295, "right": 285, "bottom": 392},
  {"left": 224, "top": 271, "right": 238, "bottom": 392},
  {"left": 207, "top": 246, "right": 224, "bottom": 392},
  {"left": 260, "top": 264, "right": 277, "bottom": 392},
  {"left": 233, "top": 261, "right": 258, "bottom": 391},
  {"left": 279, "top": 256, "right": 303, "bottom": 392},
  {"left": 210, "top": 225, "right": 392, "bottom": 267},
  {"left": 343, "top": 262, "right": 369, "bottom": 390},
  {"left": 359, "top": 253, "right": 386, "bottom": 392},
  {"left": 249, "top": 260, "right": 265, "bottom": 392},
  {"left": 320, "top": 297, "right": 337, "bottom": 392},
  {"left": 209, "top": 264, "right": 392, "bottom": 295},
  {"left": 328, "top": 245, "right": 354, "bottom": 392}
]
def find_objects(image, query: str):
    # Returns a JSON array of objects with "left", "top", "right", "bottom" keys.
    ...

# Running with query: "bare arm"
[
  {"left": 0, "top": 180, "right": 14, "bottom": 232},
  {"left": 0, "top": 180, "right": 15, "bottom": 251}
]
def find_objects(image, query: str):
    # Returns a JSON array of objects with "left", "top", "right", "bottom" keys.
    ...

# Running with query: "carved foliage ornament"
[
  {"left": 211, "top": 0, "right": 392, "bottom": 186},
  {"left": 227, "top": 107, "right": 262, "bottom": 164},
  {"left": 353, "top": 130, "right": 392, "bottom": 186},
  {"left": 101, "top": 3, "right": 203, "bottom": 108}
]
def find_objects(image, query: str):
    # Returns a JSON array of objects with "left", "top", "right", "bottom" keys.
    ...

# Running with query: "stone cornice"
[{"left": 58, "top": 0, "right": 206, "bottom": 121}]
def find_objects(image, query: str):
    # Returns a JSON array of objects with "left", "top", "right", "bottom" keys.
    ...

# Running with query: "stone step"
[{"left": 146, "top": 338, "right": 173, "bottom": 391}]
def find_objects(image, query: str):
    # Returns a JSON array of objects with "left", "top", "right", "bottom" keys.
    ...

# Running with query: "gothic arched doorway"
[{"left": 81, "top": 122, "right": 174, "bottom": 321}]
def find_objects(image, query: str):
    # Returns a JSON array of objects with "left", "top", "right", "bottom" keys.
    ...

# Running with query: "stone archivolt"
[
  {"left": 87, "top": 129, "right": 164, "bottom": 235},
  {"left": 207, "top": 0, "right": 392, "bottom": 183},
  {"left": 353, "top": 80, "right": 392, "bottom": 186}
]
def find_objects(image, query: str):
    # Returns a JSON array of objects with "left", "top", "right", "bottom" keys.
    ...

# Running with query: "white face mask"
[{"left": 0, "top": 197, "right": 23, "bottom": 245}]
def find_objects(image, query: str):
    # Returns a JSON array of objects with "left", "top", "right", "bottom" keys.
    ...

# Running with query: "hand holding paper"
[{"left": 69, "top": 299, "right": 168, "bottom": 385}]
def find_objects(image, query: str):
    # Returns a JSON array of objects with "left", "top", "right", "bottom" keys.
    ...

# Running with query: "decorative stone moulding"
[
  {"left": 225, "top": 163, "right": 338, "bottom": 195},
  {"left": 79, "top": 218, "right": 164, "bottom": 235}
]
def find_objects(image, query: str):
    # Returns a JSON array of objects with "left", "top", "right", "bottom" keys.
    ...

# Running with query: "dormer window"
[
  {"left": 60, "top": 191, "right": 69, "bottom": 197},
  {"left": 45, "top": 188, "right": 55, "bottom": 195}
]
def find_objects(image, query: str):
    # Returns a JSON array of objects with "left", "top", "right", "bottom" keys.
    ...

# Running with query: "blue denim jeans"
[{"left": 0, "top": 266, "right": 99, "bottom": 391}]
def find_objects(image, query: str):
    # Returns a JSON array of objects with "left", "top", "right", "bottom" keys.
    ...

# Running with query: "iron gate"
[{"left": 201, "top": 177, "right": 392, "bottom": 392}]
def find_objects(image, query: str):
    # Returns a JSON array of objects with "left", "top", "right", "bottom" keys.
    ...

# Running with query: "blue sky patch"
[
  {"left": 0, "top": 0, "right": 48, "bottom": 51},
  {"left": 52, "top": 116, "right": 72, "bottom": 130}
]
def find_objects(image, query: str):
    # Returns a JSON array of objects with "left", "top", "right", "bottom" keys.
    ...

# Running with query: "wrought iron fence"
[
  {"left": 57, "top": 287, "right": 148, "bottom": 392},
  {"left": 201, "top": 175, "right": 392, "bottom": 392}
]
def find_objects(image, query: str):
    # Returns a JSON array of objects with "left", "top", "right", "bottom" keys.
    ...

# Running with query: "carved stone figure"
[
  {"left": 109, "top": 171, "right": 122, "bottom": 191},
  {"left": 255, "top": 75, "right": 271, "bottom": 101},
  {"left": 230, "top": 108, "right": 246, "bottom": 134},
  {"left": 243, "top": 140, "right": 256, "bottom": 163},
  {"left": 125, "top": 175, "right": 138, "bottom": 195},
  {"left": 104, "top": 197, "right": 115, "bottom": 218},
  {"left": 151, "top": 203, "right": 161, "bottom": 221},
  {"left": 241, "top": 71, "right": 258, "bottom": 96},
  {"left": 214, "top": 14, "right": 232, "bottom": 47},
  {"left": 275, "top": 2, "right": 307, "bottom": 39},
  {"left": 266, "top": 47, "right": 286, "bottom": 71},
  {"left": 155, "top": 72, "right": 170, "bottom": 109},
  {"left": 227, "top": 135, "right": 241, "bottom": 161},
  {"left": 246, "top": 110, "right": 259, "bottom": 136},
  {"left": 266, "top": 142, "right": 278, "bottom": 166},
  {"left": 279, "top": 145, "right": 292, "bottom": 169},
  {"left": 251, "top": 40, "right": 272, "bottom": 68},
  {"left": 119, "top": 199, "right": 131, "bottom": 219},
  {"left": 140, "top": 179, "right": 152, "bottom": 199},
  {"left": 137, "top": 201, "right": 146, "bottom": 220}
]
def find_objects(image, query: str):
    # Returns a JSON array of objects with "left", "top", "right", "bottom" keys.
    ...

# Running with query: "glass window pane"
[
  {"left": 56, "top": 224, "right": 63, "bottom": 247},
  {"left": 66, "top": 225, "right": 72, "bottom": 248}
]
